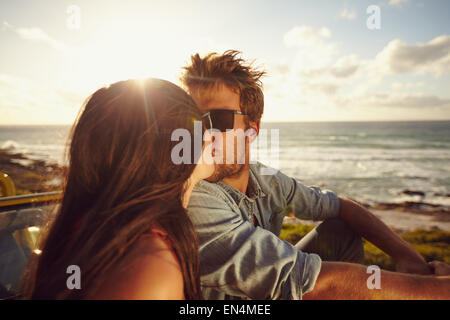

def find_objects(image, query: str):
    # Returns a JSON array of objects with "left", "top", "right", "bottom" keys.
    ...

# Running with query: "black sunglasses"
[{"left": 201, "top": 109, "right": 247, "bottom": 132}]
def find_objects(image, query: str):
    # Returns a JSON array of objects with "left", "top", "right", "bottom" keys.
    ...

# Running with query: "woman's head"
[
  {"left": 23, "top": 78, "right": 210, "bottom": 299},
  {"left": 70, "top": 78, "right": 210, "bottom": 201}
]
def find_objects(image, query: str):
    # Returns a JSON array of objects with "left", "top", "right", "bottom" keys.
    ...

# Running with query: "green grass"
[
  {"left": 280, "top": 223, "right": 450, "bottom": 271},
  {"left": 279, "top": 223, "right": 314, "bottom": 245}
]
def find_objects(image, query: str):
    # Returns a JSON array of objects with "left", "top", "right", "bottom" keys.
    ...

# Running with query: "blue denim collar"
[
  {"left": 249, "top": 165, "right": 267, "bottom": 199},
  {"left": 216, "top": 166, "right": 267, "bottom": 207}
]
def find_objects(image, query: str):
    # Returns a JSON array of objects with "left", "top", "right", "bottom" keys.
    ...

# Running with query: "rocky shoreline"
[
  {"left": 366, "top": 201, "right": 450, "bottom": 221},
  {"left": 0, "top": 149, "right": 64, "bottom": 196},
  {"left": 354, "top": 197, "right": 450, "bottom": 231}
]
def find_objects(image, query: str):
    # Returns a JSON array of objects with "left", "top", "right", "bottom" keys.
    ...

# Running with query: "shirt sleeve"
[
  {"left": 274, "top": 169, "right": 341, "bottom": 221},
  {"left": 187, "top": 187, "right": 323, "bottom": 300}
]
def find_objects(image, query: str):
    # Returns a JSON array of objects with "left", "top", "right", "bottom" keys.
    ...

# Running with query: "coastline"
[
  {"left": 284, "top": 196, "right": 450, "bottom": 232},
  {"left": 284, "top": 208, "right": 450, "bottom": 232},
  {"left": 1, "top": 148, "right": 449, "bottom": 231},
  {"left": 0, "top": 148, "right": 64, "bottom": 196}
]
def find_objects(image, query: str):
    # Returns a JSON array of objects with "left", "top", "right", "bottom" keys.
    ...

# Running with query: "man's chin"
[{"left": 206, "top": 164, "right": 245, "bottom": 183}]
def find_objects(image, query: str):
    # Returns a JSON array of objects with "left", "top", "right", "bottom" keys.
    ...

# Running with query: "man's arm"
[
  {"left": 338, "top": 197, "right": 432, "bottom": 275},
  {"left": 270, "top": 166, "right": 434, "bottom": 274},
  {"left": 303, "top": 261, "right": 450, "bottom": 300}
]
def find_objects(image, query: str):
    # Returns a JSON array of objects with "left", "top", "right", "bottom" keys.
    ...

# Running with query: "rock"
[
  {"left": 400, "top": 189, "right": 425, "bottom": 197},
  {"left": 433, "top": 192, "right": 450, "bottom": 198}
]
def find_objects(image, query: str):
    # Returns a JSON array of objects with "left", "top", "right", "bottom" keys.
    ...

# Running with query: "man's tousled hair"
[{"left": 181, "top": 50, "right": 266, "bottom": 122}]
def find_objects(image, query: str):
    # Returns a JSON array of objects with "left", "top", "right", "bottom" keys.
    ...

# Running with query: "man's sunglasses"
[{"left": 201, "top": 109, "right": 247, "bottom": 132}]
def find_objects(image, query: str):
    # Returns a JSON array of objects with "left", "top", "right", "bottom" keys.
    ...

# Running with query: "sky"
[{"left": 0, "top": 0, "right": 449, "bottom": 124}]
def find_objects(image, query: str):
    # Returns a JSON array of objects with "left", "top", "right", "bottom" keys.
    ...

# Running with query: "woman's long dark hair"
[{"left": 21, "top": 78, "right": 204, "bottom": 299}]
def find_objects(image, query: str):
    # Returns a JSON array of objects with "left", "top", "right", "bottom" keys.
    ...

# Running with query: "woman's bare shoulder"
[{"left": 89, "top": 235, "right": 184, "bottom": 300}]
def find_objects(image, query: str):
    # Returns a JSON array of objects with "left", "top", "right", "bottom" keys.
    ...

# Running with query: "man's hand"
[
  {"left": 396, "top": 258, "right": 432, "bottom": 275},
  {"left": 429, "top": 261, "right": 450, "bottom": 276}
]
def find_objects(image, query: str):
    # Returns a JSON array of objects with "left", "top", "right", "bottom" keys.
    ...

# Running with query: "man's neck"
[{"left": 221, "top": 164, "right": 250, "bottom": 195}]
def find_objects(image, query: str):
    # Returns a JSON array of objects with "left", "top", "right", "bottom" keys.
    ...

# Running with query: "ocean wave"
[
  {"left": 1, "top": 140, "right": 20, "bottom": 150},
  {"left": 281, "top": 142, "right": 450, "bottom": 150},
  {"left": 328, "top": 136, "right": 349, "bottom": 141}
]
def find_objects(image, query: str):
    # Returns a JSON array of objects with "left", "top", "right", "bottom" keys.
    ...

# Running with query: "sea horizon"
[{"left": 1, "top": 119, "right": 450, "bottom": 126}]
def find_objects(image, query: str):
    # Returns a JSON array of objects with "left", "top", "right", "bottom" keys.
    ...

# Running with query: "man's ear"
[
  {"left": 250, "top": 120, "right": 260, "bottom": 135},
  {"left": 248, "top": 120, "right": 260, "bottom": 143}
]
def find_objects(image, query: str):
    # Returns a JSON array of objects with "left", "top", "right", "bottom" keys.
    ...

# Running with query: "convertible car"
[{"left": 0, "top": 172, "right": 61, "bottom": 299}]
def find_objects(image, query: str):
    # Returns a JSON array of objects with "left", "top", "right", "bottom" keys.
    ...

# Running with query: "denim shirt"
[{"left": 187, "top": 162, "right": 341, "bottom": 300}]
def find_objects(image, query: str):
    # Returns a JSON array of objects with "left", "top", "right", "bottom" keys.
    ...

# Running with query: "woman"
[{"left": 21, "top": 78, "right": 214, "bottom": 299}]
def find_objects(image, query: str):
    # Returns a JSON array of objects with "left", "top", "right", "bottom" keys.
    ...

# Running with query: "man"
[{"left": 181, "top": 50, "right": 450, "bottom": 299}]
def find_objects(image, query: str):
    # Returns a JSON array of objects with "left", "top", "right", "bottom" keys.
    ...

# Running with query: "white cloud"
[
  {"left": 388, "top": 0, "right": 409, "bottom": 7},
  {"left": 284, "top": 26, "right": 337, "bottom": 70},
  {"left": 363, "top": 93, "right": 450, "bottom": 108},
  {"left": 391, "top": 82, "right": 425, "bottom": 90},
  {"left": 339, "top": 8, "right": 357, "bottom": 20},
  {"left": 3, "top": 21, "right": 70, "bottom": 54},
  {"left": 262, "top": 26, "right": 450, "bottom": 121},
  {"left": 284, "top": 26, "right": 331, "bottom": 48},
  {"left": 0, "top": 74, "right": 83, "bottom": 124},
  {"left": 281, "top": 29, "right": 450, "bottom": 79},
  {"left": 374, "top": 35, "right": 450, "bottom": 76},
  {"left": 330, "top": 55, "right": 360, "bottom": 78}
]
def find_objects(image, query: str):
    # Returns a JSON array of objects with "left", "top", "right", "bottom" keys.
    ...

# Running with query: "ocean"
[{"left": 1, "top": 121, "right": 449, "bottom": 207}]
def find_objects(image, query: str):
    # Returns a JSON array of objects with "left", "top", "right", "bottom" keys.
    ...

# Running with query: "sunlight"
[{"left": 60, "top": 19, "right": 183, "bottom": 97}]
